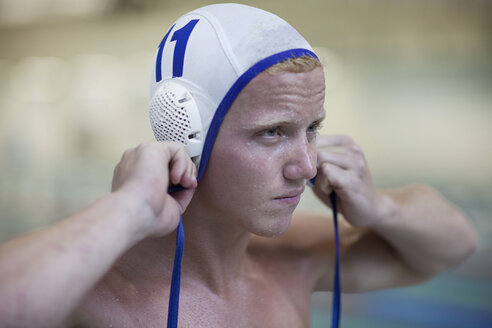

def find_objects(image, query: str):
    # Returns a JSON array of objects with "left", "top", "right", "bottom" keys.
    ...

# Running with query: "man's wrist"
[
  {"left": 103, "top": 190, "right": 156, "bottom": 245},
  {"left": 371, "top": 191, "right": 400, "bottom": 229}
]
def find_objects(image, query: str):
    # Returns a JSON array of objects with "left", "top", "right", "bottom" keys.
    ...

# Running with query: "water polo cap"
[{"left": 149, "top": 3, "right": 318, "bottom": 179}]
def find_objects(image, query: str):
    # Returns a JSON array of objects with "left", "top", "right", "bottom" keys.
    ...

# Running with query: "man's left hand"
[{"left": 312, "top": 135, "right": 384, "bottom": 228}]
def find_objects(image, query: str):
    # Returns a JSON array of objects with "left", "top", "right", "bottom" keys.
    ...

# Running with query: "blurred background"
[{"left": 0, "top": 0, "right": 491, "bottom": 327}]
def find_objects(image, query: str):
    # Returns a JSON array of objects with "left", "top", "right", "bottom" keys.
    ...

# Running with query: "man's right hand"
[
  {"left": 111, "top": 142, "right": 197, "bottom": 240},
  {"left": 0, "top": 141, "right": 197, "bottom": 328}
]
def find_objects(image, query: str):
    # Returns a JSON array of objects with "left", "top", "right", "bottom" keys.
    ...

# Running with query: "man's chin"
[{"left": 250, "top": 214, "right": 293, "bottom": 237}]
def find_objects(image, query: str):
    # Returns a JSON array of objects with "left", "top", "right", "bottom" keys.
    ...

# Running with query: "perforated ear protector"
[
  {"left": 148, "top": 4, "right": 340, "bottom": 328},
  {"left": 150, "top": 80, "right": 204, "bottom": 167}
]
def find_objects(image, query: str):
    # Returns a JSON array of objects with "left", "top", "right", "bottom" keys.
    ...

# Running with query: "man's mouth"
[{"left": 273, "top": 186, "right": 305, "bottom": 205}]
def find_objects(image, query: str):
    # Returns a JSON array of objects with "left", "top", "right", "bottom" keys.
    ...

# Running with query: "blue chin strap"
[
  {"left": 330, "top": 191, "right": 341, "bottom": 328},
  {"left": 167, "top": 213, "right": 184, "bottom": 328}
]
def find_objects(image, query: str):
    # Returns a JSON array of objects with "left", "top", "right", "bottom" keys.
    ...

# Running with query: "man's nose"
[{"left": 283, "top": 137, "right": 317, "bottom": 181}]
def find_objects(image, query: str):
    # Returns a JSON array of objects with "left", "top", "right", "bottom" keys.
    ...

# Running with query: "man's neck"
[
  {"left": 181, "top": 204, "right": 253, "bottom": 295},
  {"left": 116, "top": 198, "right": 253, "bottom": 297}
]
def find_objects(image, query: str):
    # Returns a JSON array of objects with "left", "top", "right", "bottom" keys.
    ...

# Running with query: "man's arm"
[
  {"left": 0, "top": 142, "right": 196, "bottom": 328},
  {"left": 308, "top": 135, "right": 478, "bottom": 292}
]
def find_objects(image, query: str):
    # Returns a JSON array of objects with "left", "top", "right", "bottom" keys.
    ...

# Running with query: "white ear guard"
[{"left": 149, "top": 80, "right": 204, "bottom": 167}]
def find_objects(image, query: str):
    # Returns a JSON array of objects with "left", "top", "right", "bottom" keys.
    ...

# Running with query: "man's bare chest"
[
  {"left": 73, "top": 276, "right": 312, "bottom": 327},
  {"left": 178, "top": 281, "right": 311, "bottom": 327}
]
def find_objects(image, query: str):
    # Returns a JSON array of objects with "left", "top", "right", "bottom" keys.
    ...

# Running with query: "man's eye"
[
  {"left": 308, "top": 122, "right": 322, "bottom": 133},
  {"left": 263, "top": 127, "right": 278, "bottom": 137}
]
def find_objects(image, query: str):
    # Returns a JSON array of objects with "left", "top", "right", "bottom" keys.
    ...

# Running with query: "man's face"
[{"left": 195, "top": 67, "right": 326, "bottom": 236}]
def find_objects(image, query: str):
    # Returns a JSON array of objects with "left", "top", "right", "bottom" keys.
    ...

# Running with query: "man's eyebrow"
[
  {"left": 240, "top": 119, "right": 294, "bottom": 130},
  {"left": 240, "top": 110, "right": 326, "bottom": 130}
]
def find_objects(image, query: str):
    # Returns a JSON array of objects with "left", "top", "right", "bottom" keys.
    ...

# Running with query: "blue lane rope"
[{"left": 167, "top": 215, "right": 184, "bottom": 328}]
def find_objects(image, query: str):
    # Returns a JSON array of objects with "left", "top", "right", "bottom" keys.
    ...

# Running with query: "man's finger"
[
  {"left": 316, "top": 135, "right": 353, "bottom": 148},
  {"left": 169, "top": 145, "right": 191, "bottom": 186},
  {"left": 317, "top": 161, "right": 350, "bottom": 192},
  {"left": 317, "top": 151, "right": 354, "bottom": 170}
]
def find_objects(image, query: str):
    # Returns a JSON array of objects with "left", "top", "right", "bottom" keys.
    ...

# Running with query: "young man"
[{"left": 0, "top": 4, "right": 478, "bottom": 328}]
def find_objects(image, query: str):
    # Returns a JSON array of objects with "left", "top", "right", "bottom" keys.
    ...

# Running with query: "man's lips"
[{"left": 274, "top": 186, "right": 305, "bottom": 200}]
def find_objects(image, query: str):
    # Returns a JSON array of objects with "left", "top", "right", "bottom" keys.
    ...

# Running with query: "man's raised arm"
[
  {"left": 0, "top": 142, "right": 196, "bottom": 328},
  {"left": 310, "top": 135, "right": 478, "bottom": 292}
]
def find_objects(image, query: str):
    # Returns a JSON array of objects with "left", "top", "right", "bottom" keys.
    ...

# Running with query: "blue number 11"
[{"left": 155, "top": 19, "right": 200, "bottom": 82}]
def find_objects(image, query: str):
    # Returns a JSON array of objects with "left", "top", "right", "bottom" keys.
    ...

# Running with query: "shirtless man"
[{"left": 0, "top": 4, "right": 478, "bottom": 328}]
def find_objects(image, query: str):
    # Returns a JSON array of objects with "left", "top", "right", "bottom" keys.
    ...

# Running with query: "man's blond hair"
[{"left": 264, "top": 55, "right": 321, "bottom": 75}]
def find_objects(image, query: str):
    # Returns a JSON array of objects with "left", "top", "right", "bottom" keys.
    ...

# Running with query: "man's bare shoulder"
[
  {"left": 67, "top": 267, "right": 139, "bottom": 327},
  {"left": 247, "top": 211, "right": 370, "bottom": 293}
]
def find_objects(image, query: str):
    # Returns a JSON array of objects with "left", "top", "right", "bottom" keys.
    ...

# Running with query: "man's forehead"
[
  {"left": 229, "top": 68, "right": 326, "bottom": 122},
  {"left": 238, "top": 106, "right": 325, "bottom": 129},
  {"left": 243, "top": 68, "right": 325, "bottom": 95}
]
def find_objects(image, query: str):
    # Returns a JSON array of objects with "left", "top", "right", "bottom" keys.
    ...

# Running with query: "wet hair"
[{"left": 264, "top": 55, "right": 321, "bottom": 75}]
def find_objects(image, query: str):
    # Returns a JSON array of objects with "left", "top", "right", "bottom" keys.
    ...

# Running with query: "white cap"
[{"left": 149, "top": 3, "right": 318, "bottom": 180}]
